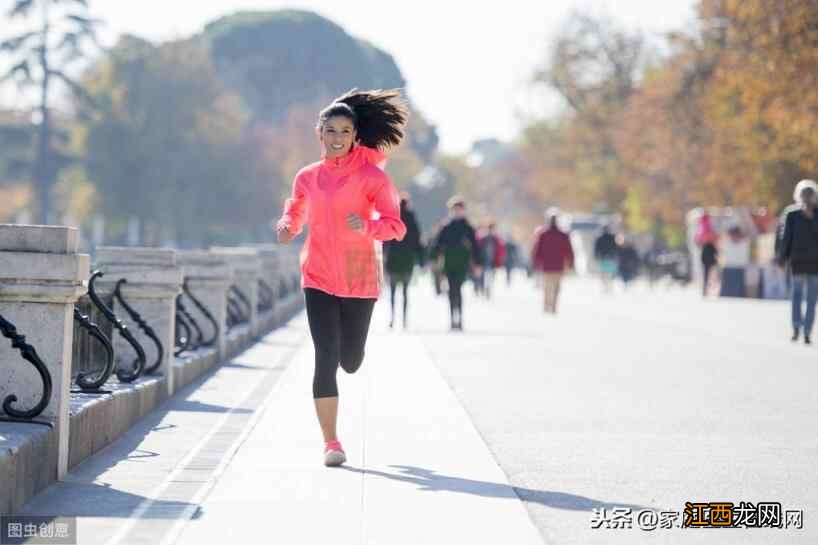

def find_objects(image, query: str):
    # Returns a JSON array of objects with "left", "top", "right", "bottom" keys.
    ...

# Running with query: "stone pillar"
[
  {"left": 93, "top": 247, "right": 183, "bottom": 399},
  {"left": 177, "top": 251, "right": 234, "bottom": 360},
  {"left": 253, "top": 245, "right": 281, "bottom": 333},
  {"left": 248, "top": 243, "right": 303, "bottom": 326},
  {"left": 0, "top": 224, "right": 89, "bottom": 481},
  {"left": 282, "top": 245, "right": 302, "bottom": 291},
  {"left": 211, "top": 247, "right": 261, "bottom": 336}
]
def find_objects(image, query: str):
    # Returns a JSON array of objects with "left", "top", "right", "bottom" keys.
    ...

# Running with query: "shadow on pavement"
[
  {"left": 339, "top": 464, "right": 656, "bottom": 512},
  {"left": 21, "top": 481, "right": 197, "bottom": 518},
  {"left": 221, "top": 361, "right": 266, "bottom": 370},
  {"left": 171, "top": 399, "right": 253, "bottom": 414},
  {"left": 255, "top": 338, "right": 304, "bottom": 348},
  {"left": 398, "top": 328, "right": 545, "bottom": 338}
]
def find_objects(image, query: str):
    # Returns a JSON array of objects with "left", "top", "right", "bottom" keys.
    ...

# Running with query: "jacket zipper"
[{"left": 324, "top": 164, "right": 343, "bottom": 295}]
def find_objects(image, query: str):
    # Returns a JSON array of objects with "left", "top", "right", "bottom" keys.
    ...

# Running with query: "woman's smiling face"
[{"left": 320, "top": 116, "right": 357, "bottom": 159}]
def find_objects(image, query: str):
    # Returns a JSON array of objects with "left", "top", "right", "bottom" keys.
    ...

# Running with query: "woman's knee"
[
  {"left": 313, "top": 345, "right": 340, "bottom": 396},
  {"left": 313, "top": 375, "right": 338, "bottom": 398},
  {"left": 339, "top": 349, "right": 365, "bottom": 374},
  {"left": 313, "top": 361, "right": 339, "bottom": 397}
]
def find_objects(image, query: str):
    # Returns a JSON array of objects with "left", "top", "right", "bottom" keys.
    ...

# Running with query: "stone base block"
[
  {"left": 0, "top": 423, "right": 57, "bottom": 514},
  {"left": 67, "top": 375, "right": 170, "bottom": 470}
]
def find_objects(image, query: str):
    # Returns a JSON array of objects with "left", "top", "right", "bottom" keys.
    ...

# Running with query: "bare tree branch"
[
  {"left": 50, "top": 68, "right": 97, "bottom": 109},
  {"left": 1, "top": 31, "right": 40, "bottom": 52},
  {"left": 0, "top": 60, "right": 33, "bottom": 85},
  {"left": 7, "top": 0, "right": 35, "bottom": 18}
]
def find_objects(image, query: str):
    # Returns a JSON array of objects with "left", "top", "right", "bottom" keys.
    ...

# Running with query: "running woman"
[{"left": 275, "top": 89, "right": 408, "bottom": 466}]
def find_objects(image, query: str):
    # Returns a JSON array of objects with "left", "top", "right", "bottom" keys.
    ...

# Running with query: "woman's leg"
[
  {"left": 402, "top": 275, "right": 411, "bottom": 327},
  {"left": 304, "top": 288, "right": 342, "bottom": 443},
  {"left": 446, "top": 272, "right": 458, "bottom": 325},
  {"left": 389, "top": 276, "right": 398, "bottom": 327},
  {"left": 702, "top": 264, "right": 711, "bottom": 296},
  {"left": 450, "top": 275, "right": 464, "bottom": 327},
  {"left": 804, "top": 274, "right": 818, "bottom": 341},
  {"left": 792, "top": 274, "right": 805, "bottom": 335},
  {"left": 553, "top": 273, "right": 563, "bottom": 312},
  {"left": 543, "top": 272, "right": 555, "bottom": 312},
  {"left": 338, "top": 297, "right": 377, "bottom": 374}
]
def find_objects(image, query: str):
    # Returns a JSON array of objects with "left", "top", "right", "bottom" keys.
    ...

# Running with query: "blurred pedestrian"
[
  {"left": 427, "top": 222, "right": 444, "bottom": 296},
  {"left": 531, "top": 208, "right": 574, "bottom": 313},
  {"left": 384, "top": 193, "right": 424, "bottom": 329},
  {"left": 777, "top": 179, "right": 818, "bottom": 345},
  {"left": 477, "top": 221, "right": 505, "bottom": 299},
  {"left": 433, "top": 196, "right": 483, "bottom": 330},
  {"left": 700, "top": 240, "right": 719, "bottom": 297},
  {"left": 617, "top": 234, "right": 640, "bottom": 288},
  {"left": 593, "top": 225, "right": 619, "bottom": 293},
  {"left": 505, "top": 237, "right": 519, "bottom": 286}
]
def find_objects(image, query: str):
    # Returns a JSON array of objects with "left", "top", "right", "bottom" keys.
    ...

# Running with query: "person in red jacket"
[
  {"left": 276, "top": 89, "right": 408, "bottom": 467},
  {"left": 531, "top": 209, "right": 575, "bottom": 313}
]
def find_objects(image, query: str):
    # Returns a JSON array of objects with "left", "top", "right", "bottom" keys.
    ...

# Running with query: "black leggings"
[
  {"left": 304, "top": 288, "right": 377, "bottom": 399},
  {"left": 703, "top": 263, "right": 714, "bottom": 295},
  {"left": 446, "top": 273, "right": 464, "bottom": 321},
  {"left": 389, "top": 274, "right": 411, "bottom": 322}
]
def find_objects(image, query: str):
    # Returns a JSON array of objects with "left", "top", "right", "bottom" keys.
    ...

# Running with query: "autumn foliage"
[{"left": 497, "top": 2, "right": 818, "bottom": 244}]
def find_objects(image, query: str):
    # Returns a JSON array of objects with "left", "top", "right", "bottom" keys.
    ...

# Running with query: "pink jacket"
[{"left": 277, "top": 145, "right": 407, "bottom": 298}]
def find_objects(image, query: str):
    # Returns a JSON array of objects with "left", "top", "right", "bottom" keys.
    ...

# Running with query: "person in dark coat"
[
  {"left": 432, "top": 196, "right": 483, "bottom": 331},
  {"left": 383, "top": 194, "right": 424, "bottom": 329},
  {"left": 504, "top": 238, "right": 519, "bottom": 286},
  {"left": 777, "top": 179, "right": 818, "bottom": 344},
  {"left": 617, "top": 234, "right": 640, "bottom": 288},
  {"left": 427, "top": 221, "right": 444, "bottom": 296},
  {"left": 594, "top": 226, "right": 619, "bottom": 293}
]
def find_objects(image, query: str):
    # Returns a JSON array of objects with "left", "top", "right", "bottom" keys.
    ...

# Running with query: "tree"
[
  {"left": 202, "top": 9, "right": 434, "bottom": 192},
  {"left": 203, "top": 10, "right": 406, "bottom": 126},
  {"left": 612, "top": 30, "right": 721, "bottom": 229},
  {"left": 698, "top": 0, "right": 818, "bottom": 211},
  {"left": 79, "top": 36, "right": 271, "bottom": 246},
  {"left": 531, "top": 13, "right": 646, "bottom": 216},
  {"left": 1, "top": 0, "right": 101, "bottom": 223}
]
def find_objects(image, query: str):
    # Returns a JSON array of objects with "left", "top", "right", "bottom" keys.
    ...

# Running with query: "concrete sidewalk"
[{"left": 17, "top": 306, "right": 544, "bottom": 545}]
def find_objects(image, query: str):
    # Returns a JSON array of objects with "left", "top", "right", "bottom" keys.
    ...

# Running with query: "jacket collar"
[{"left": 321, "top": 145, "right": 387, "bottom": 176}]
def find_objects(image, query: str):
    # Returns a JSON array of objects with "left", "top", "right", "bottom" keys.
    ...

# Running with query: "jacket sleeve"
[
  {"left": 778, "top": 211, "right": 794, "bottom": 265},
  {"left": 410, "top": 216, "right": 426, "bottom": 265},
  {"left": 277, "top": 172, "right": 309, "bottom": 236},
  {"left": 431, "top": 226, "right": 446, "bottom": 259},
  {"left": 564, "top": 235, "right": 575, "bottom": 269},
  {"left": 530, "top": 229, "right": 543, "bottom": 270},
  {"left": 364, "top": 173, "right": 407, "bottom": 242},
  {"left": 468, "top": 225, "right": 483, "bottom": 265}
]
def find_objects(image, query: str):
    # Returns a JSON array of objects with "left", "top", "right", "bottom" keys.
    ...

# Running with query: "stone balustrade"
[{"left": 0, "top": 226, "right": 304, "bottom": 514}]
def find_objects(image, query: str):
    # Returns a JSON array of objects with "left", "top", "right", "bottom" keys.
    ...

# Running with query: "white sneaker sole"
[{"left": 324, "top": 450, "right": 346, "bottom": 467}]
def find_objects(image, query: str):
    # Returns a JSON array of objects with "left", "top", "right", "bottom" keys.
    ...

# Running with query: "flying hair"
[{"left": 318, "top": 88, "right": 409, "bottom": 151}]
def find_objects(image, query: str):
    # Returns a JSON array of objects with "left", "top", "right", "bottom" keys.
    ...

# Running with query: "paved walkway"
[{"left": 19, "top": 301, "right": 544, "bottom": 544}]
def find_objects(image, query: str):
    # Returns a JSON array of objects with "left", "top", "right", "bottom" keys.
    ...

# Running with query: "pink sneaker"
[{"left": 324, "top": 439, "right": 346, "bottom": 467}]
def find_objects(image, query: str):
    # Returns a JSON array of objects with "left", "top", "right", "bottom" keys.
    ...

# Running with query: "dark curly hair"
[{"left": 318, "top": 88, "right": 409, "bottom": 151}]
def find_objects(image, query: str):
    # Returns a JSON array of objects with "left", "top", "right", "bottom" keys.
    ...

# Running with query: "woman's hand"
[
  {"left": 277, "top": 224, "right": 295, "bottom": 244},
  {"left": 346, "top": 213, "right": 365, "bottom": 233}
]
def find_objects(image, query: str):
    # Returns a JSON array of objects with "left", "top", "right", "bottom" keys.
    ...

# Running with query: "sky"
[{"left": 1, "top": 0, "right": 698, "bottom": 154}]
